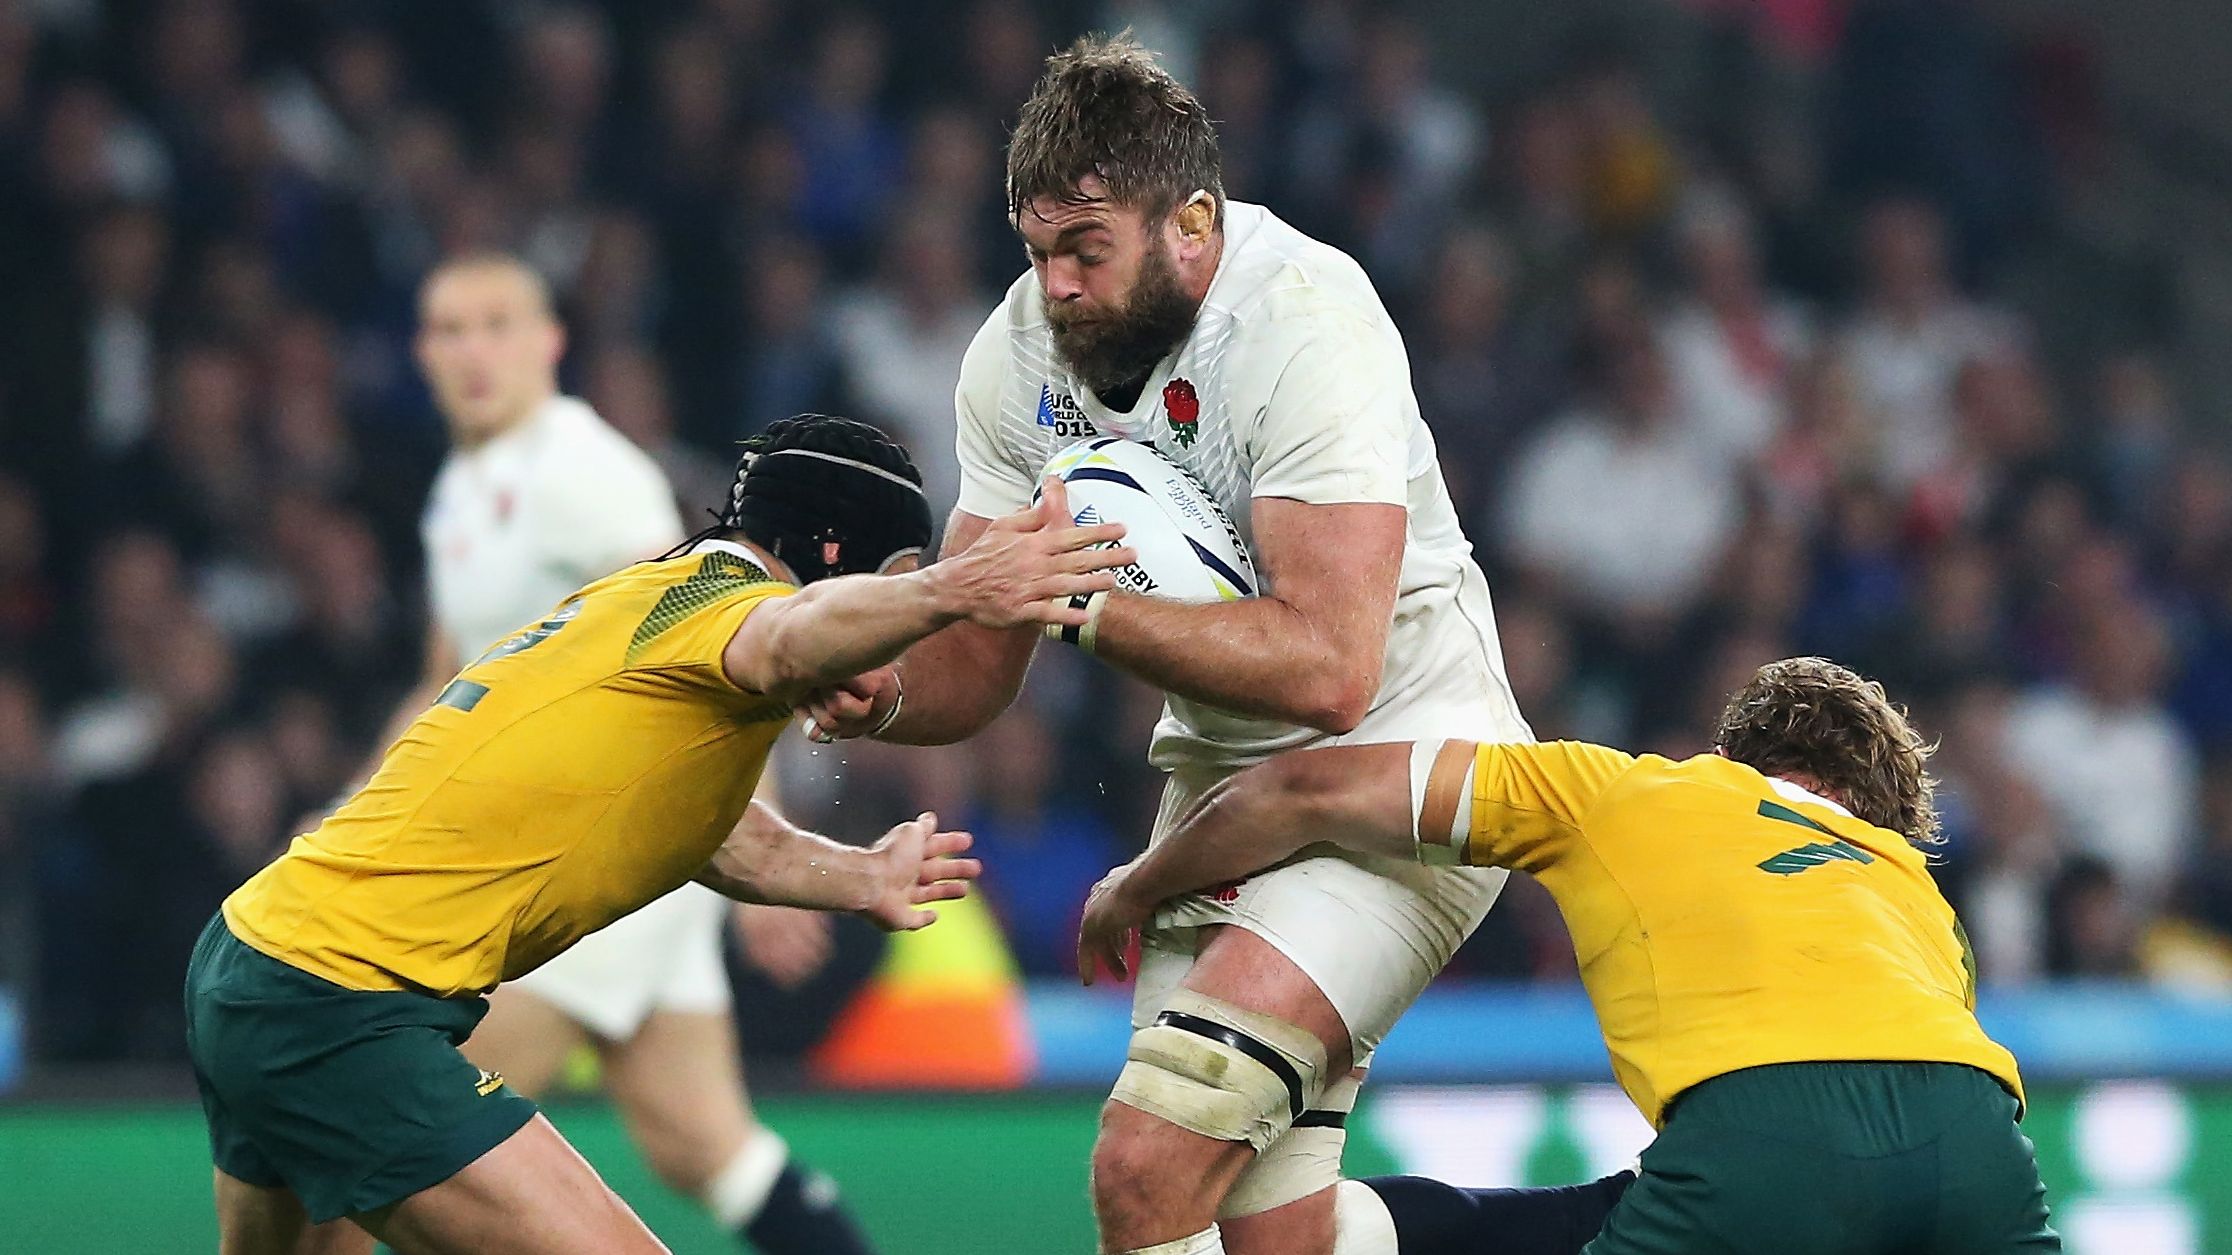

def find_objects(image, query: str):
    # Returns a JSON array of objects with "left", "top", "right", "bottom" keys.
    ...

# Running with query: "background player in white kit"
[
  {"left": 396, "top": 254, "right": 880, "bottom": 1255},
  {"left": 800, "top": 37, "right": 1611, "bottom": 1255}
]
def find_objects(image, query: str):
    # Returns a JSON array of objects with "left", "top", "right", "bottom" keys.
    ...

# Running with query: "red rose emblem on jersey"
[{"left": 1162, "top": 378, "right": 1200, "bottom": 448}]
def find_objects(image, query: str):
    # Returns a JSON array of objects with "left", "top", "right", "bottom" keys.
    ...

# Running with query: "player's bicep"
[
  {"left": 1437, "top": 741, "right": 1635, "bottom": 869},
  {"left": 953, "top": 314, "right": 1036, "bottom": 519}
]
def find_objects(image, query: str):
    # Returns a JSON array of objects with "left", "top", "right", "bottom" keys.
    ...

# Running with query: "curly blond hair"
[{"left": 1713, "top": 657, "right": 1940, "bottom": 847}]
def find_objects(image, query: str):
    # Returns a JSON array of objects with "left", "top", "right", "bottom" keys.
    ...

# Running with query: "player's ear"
[{"left": 1174, "top": 191, "right": 1216, "bottom": 253}]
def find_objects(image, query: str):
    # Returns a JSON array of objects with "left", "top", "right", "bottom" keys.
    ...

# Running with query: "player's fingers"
[
  {"left": 910, "top": 880, "right": 970, "bottom": 906},
  {"left": 923, "top": 829, "right": 974, "bottom": 858},
  {"left": 920, "top": 856, "right": 982, "bottom": 885},
  {"left": 1059, "top": 545, "right": 1135, "bottom": 573},
  {"left": 906, "top": 907, "right": 939, "bottom": 930},
  {"left": 834, "top": 674, "right": 882, "bottom": 702},
  {"left": 1040, "top": 476, "right": 1073, "bottom": 525},
  {"left": 1048, "top": 523, "right": 1127, "bottom": 552}
]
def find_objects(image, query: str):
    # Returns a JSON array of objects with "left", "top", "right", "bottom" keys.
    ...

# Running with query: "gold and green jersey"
[
  {"left": 226, "top": 543, "right": 793, "bottom": 997},
  {"left": 1437, "top": 743, "right": 2020, "bottom": 1127}
]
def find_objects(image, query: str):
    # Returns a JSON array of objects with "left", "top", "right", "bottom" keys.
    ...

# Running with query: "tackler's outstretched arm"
[{"left": 1076, "top": 742, "right": 1416, "bottom": 983}]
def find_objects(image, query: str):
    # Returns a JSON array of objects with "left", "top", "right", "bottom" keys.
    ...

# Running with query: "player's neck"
[
  {"left": 707, "top": 532, "right": 796, "bottom": 584},
  {"left": 449, "top": 391, "right": 556, "bottom": 452}
]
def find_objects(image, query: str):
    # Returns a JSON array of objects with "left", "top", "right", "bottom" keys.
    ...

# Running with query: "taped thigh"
[
  {"left": 1219, "top": 1071, "right": 1362, "bottom": 1219},
  {"left": 1111, "top": 990, "right": 1329, "bottom": 1153}
]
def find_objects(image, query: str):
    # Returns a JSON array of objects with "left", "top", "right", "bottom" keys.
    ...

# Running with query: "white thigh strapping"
[{"left": 509, "top": 883, "right": 733, "bottom": 1041}]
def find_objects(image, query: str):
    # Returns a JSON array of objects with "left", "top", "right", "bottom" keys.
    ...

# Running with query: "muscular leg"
[
  {"left": 603, "top": 1009, "right": 877, "bottom": 1254},
  {"left": 213, "top": 1172, "right": 376, "bottom": 1255},
  {"left": 600, "top": 1010, "right": 754, "bottom": 1196},
  {"left": 1092, "top": 925, "right": 1353, "bottom": 1254},
  {"left": 355, "top": 1114, "right": 667, "bottom": 1255},
  {"left": 459, "top": 985, "right": 587, "bottom": 1100}
]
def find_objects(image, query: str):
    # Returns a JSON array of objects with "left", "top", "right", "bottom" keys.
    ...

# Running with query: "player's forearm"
[
  {"left": 695, "top": 801, "right": 879, "bottom": 913},
  {"left": 1119, "top": 769, "right": 1322, "bottom": 907},
  {"left": 1123, "top": 746, "right": 1416, "bottom": 908},
  {"left": 1089, "top": 593, "right": 1382, "bottom": 733},
  {"left": 737, "top": 570, "right": 963, "bottom": 699}
]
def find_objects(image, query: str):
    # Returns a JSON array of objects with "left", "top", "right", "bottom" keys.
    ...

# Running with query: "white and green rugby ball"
[{"left": 1040, "top": 437, "right": 1257, "bottom": 603}]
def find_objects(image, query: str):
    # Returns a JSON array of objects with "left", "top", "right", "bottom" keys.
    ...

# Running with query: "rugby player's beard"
[{"left": 1046, "top": 245, "right": 1200, "bottom": 403}]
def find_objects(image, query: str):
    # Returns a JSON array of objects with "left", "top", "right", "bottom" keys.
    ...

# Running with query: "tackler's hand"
[
  {"left": 1076, "top": 859, "right": 1153, "bottom": 986},
  {"left": 924, "top": 478, "right": 1134, "bottom": 631}
]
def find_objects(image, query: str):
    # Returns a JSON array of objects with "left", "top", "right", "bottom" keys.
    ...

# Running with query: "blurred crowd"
[{"left": 2, "top": 0, "right": 2230, "bottom": 1064}]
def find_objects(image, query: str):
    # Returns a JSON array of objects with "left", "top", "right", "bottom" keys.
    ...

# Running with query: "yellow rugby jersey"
[
  {"left": 224, "top": 542, "right": 794, "bottom": 997},
  {"left": 1437, "top": 743, "right": 2021, "bottom": 1127}
]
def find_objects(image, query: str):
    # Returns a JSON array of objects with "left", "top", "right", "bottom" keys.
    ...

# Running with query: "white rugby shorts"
[
  {"left": 509, "top": 882, "right": 733, "bottom": 1041},
  {"left": 1133, "top": 763, "right": 1508, "bottom": 1065}
]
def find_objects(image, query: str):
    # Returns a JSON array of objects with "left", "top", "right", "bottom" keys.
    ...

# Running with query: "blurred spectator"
[
  {"left": 1871, "top": 535, "right": 2011, "bottom": 695},
  {"left": 0, "top": 474, "right": 56, "bottom": 666},
  {"left": 0, "top": 670, "right": 55, "bottom": 995},
  {"left": 830, "top": 210, "right": 988, "bottom": 512},
  {"left": 1933, "top": 685, "right": 2065, "bottom": 987},
  {"left": 1570, "top": 51, "right": 1680, "bottom": 241},
  {"left": 1659, "top": 188, "right": 1810, "bottom": 467},
  {"left": 2044, "top": 855, "right": 2141, "bottom": 979},
  {"left": 2003, "top": 599, "right": 2198, "bottom": 904},
  {"left": 786, "top": 13, "right": 900, "bottom": 259},
  {"left": 1411, "top": 225, "right": 1559, "bottom": 512},
  {"left": 583, "top": 342, "right": 730, "bottom": 518},
  {"left": 962, "top": 710, "right": 1128, "bottom": 978},
  {"left": 2088, "top": 350, "right": 2182, "bottom": 531},
  {"left": 721, "top": 235, "right": 844, "bottom": 444},
  {"left": 76, "top": 204, "right": 170, "bottom": 457},
  {"left": 1825, "top": 0, "right": 2049, "bottom": 267},
  {"left": 1289, "top": 17, "right": 1480, "bottom": 292},
  {"left": 1835, "top": 197, "right": 2005, "bottom": 487},
  {"left": 1501, "top": 327, "right": 1740, "bottom": 628},
  {"left": 1191, "top": 33, "right": 1285, "bottom": 206}
]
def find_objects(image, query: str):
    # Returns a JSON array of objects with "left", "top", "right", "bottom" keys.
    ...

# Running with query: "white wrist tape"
[
  {"left": 1410, "top": 739, "right": 1478, "bottom": 864},
  {"left": 1044, "top": 589, "right": 1110, "bottom": 653}
]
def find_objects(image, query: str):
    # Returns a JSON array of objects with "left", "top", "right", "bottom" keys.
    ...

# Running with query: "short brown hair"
[
  {"left": 1713, "top": 657, "right": 1940, "bottom": 846},
  {"left": 1006, "top": 33, "right": 1223, "bottom": 225}
]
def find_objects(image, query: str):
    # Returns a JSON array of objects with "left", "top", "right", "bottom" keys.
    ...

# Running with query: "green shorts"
[
  {"left": 1586, "top": 1061, "right": 2059, "bottom": 1255},
  {"left": 183, "top": 913, "right": 539, "bottom": 1223}
]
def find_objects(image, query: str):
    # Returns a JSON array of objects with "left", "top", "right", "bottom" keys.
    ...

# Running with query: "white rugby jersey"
[
  {"left": 422, "top": 395, "right": 685, "bottom": 657},
  {"left": 956, "top": 201, "right": 1529, "bottom": 769}
]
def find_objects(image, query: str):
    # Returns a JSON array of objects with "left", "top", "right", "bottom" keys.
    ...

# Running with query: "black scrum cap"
[{"left": 720, "top": 415, "right": 932, "bottom": 584}]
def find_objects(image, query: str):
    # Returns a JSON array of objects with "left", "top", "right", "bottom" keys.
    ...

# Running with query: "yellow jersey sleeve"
[
  {"left": 1461, "top": 741, "right": 1638, "bottom": 871},
  {"left": 621, "top": 550, "right": 796, "bottom": 694}
]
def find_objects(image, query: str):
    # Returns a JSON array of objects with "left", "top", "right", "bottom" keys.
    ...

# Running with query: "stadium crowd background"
[{"left": 2, "top": 0, "right": 2230, "bottom": 1067}]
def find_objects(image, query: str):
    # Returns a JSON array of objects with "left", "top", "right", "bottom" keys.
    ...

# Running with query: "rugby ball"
[{"left": 1040, "top": 438, "right": 1257, "bottom": 603}]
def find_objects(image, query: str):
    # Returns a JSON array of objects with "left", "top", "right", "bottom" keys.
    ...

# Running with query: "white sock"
[
  {"left": 701, "top": 1126, "right": 790, "bottom": 1229},
  {"left": 1332, "top": 1180, "right": 1400, "bottom": 1254},
  {"left": 1117, "top": 1226, "right": 1224, "bottom": 1255}
]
